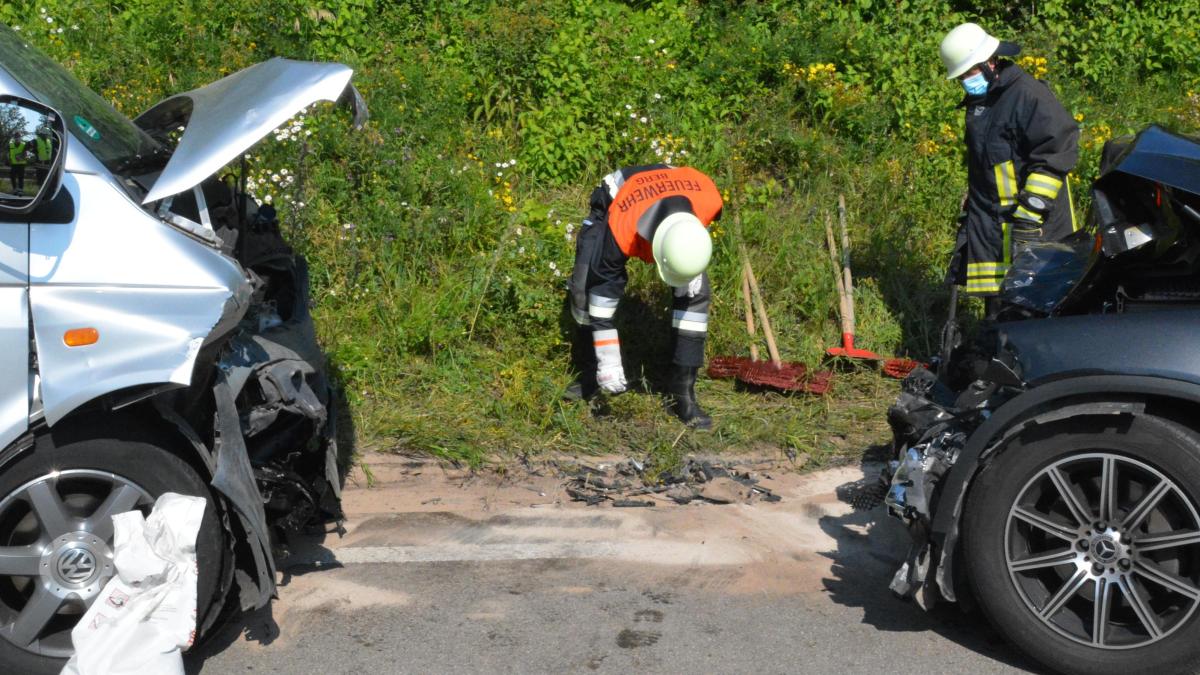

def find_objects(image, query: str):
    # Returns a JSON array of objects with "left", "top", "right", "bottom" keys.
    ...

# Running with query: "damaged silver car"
[
  {"left": 885, "top": 126, "right": 1200, "bottom": 674},
  {"left": 0, "top": 25, "right": 361, "bottom": 672}
]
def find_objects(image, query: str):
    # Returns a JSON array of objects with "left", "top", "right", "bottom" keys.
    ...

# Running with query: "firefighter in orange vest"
[{"left": 565, "top": 165, "right": 723, "bottom": 429}]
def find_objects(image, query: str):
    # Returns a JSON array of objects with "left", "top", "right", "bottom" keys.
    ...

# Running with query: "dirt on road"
[{"left": 190, "top": 453, "right": 1035, "bottom": 673}]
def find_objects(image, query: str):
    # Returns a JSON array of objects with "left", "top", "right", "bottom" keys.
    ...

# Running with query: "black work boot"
[
  {"left": 667, "top": 365, "right": 713, "bottom": 430},
  {"left": 564, "top": 325, "right": 599, "bottom": 401},
  {"left": 563, "top": 372, "right": 599, "bottom": 401}
]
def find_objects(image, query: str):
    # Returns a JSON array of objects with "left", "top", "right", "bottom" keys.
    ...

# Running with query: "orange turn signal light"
[{"left": 63, "top": 328, "right": 99, "bottom": 347}]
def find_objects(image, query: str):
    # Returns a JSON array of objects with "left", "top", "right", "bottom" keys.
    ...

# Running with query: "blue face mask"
[{"left": 962, "top": 72, "right": 989, "bottom": 97}]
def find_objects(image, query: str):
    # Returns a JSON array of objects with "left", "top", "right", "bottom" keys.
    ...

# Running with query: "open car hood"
[
  {"left": 135, "top": 58, "right": 366, "bottom": 204},
  {"left": 1098, "top": 125, "right": 1200, "bottom": 196}
]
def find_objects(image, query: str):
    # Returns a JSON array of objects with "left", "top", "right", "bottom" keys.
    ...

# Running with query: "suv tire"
[{"left": 964, "top": 413, "right": 1200, "bottom": 675}]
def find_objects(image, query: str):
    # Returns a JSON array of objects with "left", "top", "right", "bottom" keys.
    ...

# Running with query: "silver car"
[{"left": 0, "top": 24, "right": 362, "bottom": 672}]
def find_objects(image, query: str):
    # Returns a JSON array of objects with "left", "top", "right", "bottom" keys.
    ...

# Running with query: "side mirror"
[{"left": 0, "top": 95, "right": 66, "bottom": 215}]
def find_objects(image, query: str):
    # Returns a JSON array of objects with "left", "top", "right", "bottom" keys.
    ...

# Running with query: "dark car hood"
[
  {"left": 1099, "top": 125, "right": 1200, "bottom": 196},
  {"left": 1000, "top": 309, "right": 1200, "bottom": 386}
]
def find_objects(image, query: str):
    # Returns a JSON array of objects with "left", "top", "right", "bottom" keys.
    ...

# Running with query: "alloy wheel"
[
  {"left": 0, "top": 470, "right": 152, "bottom": 657},
  {"left": 1006, "top": 452, "right": 1200, "bottom": 649}
]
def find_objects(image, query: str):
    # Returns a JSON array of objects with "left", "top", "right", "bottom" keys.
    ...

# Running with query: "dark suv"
[{"left": 885, "top": 126, "right": 1200, "bottom": 674}]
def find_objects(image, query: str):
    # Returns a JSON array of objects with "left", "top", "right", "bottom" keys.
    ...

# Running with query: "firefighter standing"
[
  {"left": 939, "top": 23, "right": 1079, "bottom": 314},
  {"left": 565, "top": 165, "right": 723, "bottom": 429},
  {"left": 33, "top": 126, "right": 53, "bottom": 187},
  {"left": 8, "top": 135, "right": 27, "bottom": 195}
]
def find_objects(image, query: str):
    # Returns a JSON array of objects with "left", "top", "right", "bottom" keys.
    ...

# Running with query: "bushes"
[{"left": 6, "top": 0, "right": 1200, "bottom": 462}]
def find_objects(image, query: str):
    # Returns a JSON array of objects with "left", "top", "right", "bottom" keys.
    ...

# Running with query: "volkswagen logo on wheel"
[{"left": 56, "top": 547, "right": 97, "bottom": 584}]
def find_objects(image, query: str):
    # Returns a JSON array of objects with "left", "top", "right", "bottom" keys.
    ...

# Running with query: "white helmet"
[
  {"left": 939, "top": 23, "right": 1017, "bottom": 79},
  {"left": 652, "top": 212, "right": 711, "bottom": 287}
]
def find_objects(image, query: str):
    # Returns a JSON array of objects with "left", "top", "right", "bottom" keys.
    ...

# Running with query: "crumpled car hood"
[
  {"left": 134, "top": 58, "right": 366, "bottom": 204},
  {"left": 1098, "top": 124, "right": 1200, "bottom": 196}
]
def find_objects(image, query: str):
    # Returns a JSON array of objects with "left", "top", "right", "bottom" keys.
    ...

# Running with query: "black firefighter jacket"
[{"left": 952, "top": 61, "right": 1080, "bottom": 296}]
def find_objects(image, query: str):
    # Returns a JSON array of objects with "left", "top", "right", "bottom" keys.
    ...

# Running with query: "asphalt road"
[{"left": 186, "top": 456, "right": 1044, "bottom": 674}]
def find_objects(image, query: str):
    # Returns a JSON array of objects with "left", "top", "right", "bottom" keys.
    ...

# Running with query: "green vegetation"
[{"left": 5, "top": 1, "right": 1199, "bottom": 466}]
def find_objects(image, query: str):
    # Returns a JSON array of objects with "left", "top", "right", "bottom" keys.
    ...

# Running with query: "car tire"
[
  {"left": 964, "top": 413, "right": 1200, "bottom": 675},
  {"left": 0, "top": 433, "right": 225, "bottom": 675}
]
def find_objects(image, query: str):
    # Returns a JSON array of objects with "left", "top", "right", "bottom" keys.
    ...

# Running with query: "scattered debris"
[
  {"left": 698, "top": 477, "right": 749, "bottom": 504},
  {"left": 836, "top": 475, "right": 889, "bottom": 511},
  {"left": 563, "top": 458, "right": 782, "bottom": 506}
]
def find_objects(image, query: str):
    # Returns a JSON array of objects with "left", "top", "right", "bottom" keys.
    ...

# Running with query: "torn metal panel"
[
  {"left": 136, "top": 59, "right": 357, "bottom": 204},
  {"left": 29, "top": 172, "right": 249, "bottom": 426}
]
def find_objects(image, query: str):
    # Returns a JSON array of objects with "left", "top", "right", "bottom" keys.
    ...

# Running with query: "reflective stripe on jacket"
[{"left": 956, "top": 61, "right": 1080, "bottom": 296}]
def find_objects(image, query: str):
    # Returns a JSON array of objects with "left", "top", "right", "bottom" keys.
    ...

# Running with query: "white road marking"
[{"left": 286, "top": 540, "right": 750, "bottom": 567}]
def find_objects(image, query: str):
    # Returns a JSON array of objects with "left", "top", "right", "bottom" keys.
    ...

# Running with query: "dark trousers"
[{"left": 9, "top": 165, "right": 24, "bottom": 192}]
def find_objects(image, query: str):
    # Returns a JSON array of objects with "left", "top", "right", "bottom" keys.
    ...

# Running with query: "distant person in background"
[
  {"left": 939, "top": 22, "right": 1079, "bottom": 317},
  {"left": 33, "top": 126, "right": 53, "bottom": 187},
  {"left": 565, "top": 165, "right": 723, "bottom": 429},
  {"left": 7, "top": 134, "right": 27, "bottom": 195}
]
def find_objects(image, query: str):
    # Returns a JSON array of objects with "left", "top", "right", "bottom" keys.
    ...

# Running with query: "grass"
[{"left": 8, "top": 0, "right": 1200, "bottom": 471}]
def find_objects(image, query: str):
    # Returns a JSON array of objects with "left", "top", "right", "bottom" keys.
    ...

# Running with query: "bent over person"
[
  {"left": 939, "top": 23, "right": 1079, "bottom": 315},
  {"left": 566, "top": 165, "right": 723, "bottom": 429}
]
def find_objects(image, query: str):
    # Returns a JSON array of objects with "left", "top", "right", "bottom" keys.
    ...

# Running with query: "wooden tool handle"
[
  {"left": 742, "top": 254, "right": 782, "bottom": 368},
  {"left": 741, "top": 266, "right": 759, "bottom": 361},
  {"left": 825, "top": 212, "right": 851, "bottom": 337},
  {"left": 837, "top": 194, "right": 856, "bottom": 336}
]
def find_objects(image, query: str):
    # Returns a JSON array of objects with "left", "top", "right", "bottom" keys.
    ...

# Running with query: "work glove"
[
  {"left": 596, "top": 364, "right": 628, "bottom": 394},
  {"left": 592, "top": 329, "right": 627, "bottom": 395},
  {"left": 1011, "top": 191, "right": 1048, "bottom": 245},
  {"left": 1011, "top": 219, "right": 1042, "bottom": 245}
]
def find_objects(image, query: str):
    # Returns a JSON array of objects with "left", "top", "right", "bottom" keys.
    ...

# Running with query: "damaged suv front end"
[
  {"left": 884, "top": 126, "right": 1200, "bottom": 674},
  {"left": 0, "top": 25, "right": 362, "bottom": 670},
  {"left": 885, "top": 325, "right": 1036, "bottom": 605}
]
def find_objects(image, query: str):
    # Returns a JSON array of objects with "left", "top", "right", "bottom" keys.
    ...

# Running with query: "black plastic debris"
[{"left": 563, "top": 458, "right": 781, "bottom": 506}]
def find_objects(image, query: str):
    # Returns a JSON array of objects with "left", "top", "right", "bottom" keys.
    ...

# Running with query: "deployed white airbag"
[{"left": 62, "top": 493, "right": 206, "bottom": 675}]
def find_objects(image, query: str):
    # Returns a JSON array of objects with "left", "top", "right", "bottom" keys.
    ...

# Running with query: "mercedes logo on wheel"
[
  {"left": 1094, "top": 538, "right": 1118, "bottom": 562},
  {"left": 56, "top": 548, "right": 97, "bottom": 584}
]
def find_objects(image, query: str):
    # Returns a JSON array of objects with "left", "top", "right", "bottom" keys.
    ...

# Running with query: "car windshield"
[{"left": 0, "top": 24, "right": 164, "bottom": 174}]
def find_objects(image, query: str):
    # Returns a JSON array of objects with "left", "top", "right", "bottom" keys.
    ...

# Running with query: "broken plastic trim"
[{"left": 211, "top": 371, "right": 276, "bottom": 610}]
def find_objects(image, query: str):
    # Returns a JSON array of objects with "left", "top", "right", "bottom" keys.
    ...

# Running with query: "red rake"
[
  {"left": 882, "top": 358, "right": 924, "bottom": 379},
  {"left": 825, "top": 198, "right": 882, "bottom": 362},
  {"left": 708, "top": 249, "right": 834, "bottom": 395},
  {"left": 707, "top": 356, "right": 835, "bottom": 395},
  {"left": 823, "top": 196, "right": 922, "bottom": 378}
]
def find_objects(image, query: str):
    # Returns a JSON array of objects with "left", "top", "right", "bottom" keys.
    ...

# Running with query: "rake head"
[
  {"left": 882, "top": 358, "right": 924, "bottom": 379},
  {"left": 709, "top": 357, "right": 834, "bottom": 394},
  {"left": 826, "top": 334, "right": 882, "bottom": 361}
]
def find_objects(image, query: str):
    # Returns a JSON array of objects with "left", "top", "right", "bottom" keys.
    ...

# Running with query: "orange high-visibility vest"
[{"left": 606, "top": 167, "right": 722, "bottom": 263}]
